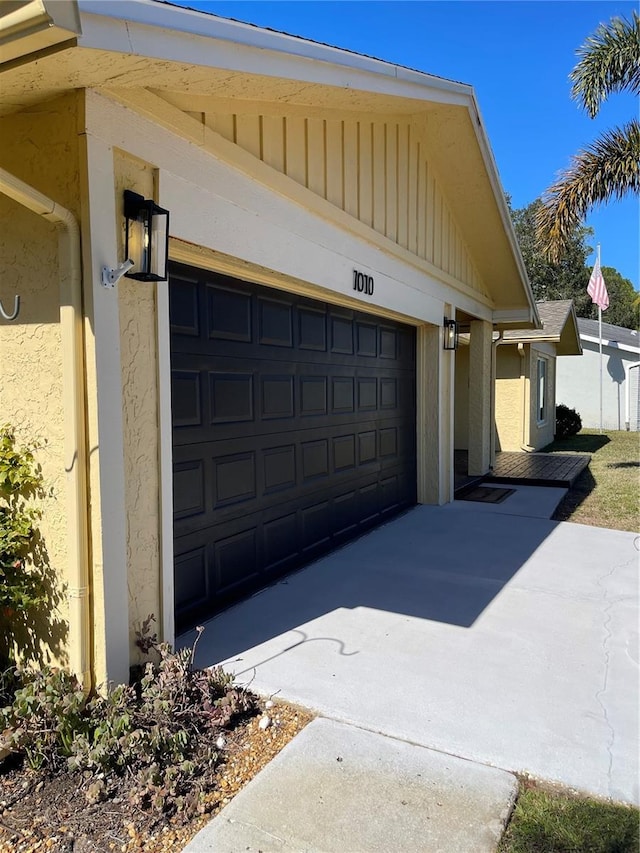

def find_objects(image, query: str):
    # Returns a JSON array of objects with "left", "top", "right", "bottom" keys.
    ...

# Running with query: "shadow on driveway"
[
  {"left": 184, "top": 509, "right": 558, "bottom": 669},
  {"left": 179, "top": 504, "right": 639, "bottom": 804}
]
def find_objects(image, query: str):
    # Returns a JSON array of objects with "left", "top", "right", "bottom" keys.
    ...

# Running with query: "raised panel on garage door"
[{"left": 170, "top": 263, "right": 417, "bottom": 632}]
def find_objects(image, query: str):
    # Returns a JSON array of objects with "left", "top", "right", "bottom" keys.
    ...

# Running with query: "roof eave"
[
  {"left": 77, "top": 0, "right": 474, "bottom": 107},
  {"left": 504, "top": 302, "right": 582, "bottom": 355},
  {"left": 3, "top": 0, "right": 538, "bottom": 320},
  {"left": 0, "top": 0, "right": 81, "bottom": 65},
  {"left": 558, "top": 301, "right": 583, "bottom": 356},
  {"left": 467, "top": 92, "right": 539, "bottom": 326}
]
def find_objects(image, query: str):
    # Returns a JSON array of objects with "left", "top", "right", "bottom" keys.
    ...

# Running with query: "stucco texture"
[
  {"left": 454, "top": 344, "right": 470, "bottom": 451},
  {"left": 113, "top": 150, "right": 161, "bottom": 662},
  {"left": 468, "top": 320, "right": 492, "bottom": 474},
  {"left": 495, "top": 345, "right": 524, "bottom": 452},
  {"left": 495, "top": 344, "right": 556, "bottom": 452},
  {"left": 0, "top": 93, "right": 83, "bottom": 667}
]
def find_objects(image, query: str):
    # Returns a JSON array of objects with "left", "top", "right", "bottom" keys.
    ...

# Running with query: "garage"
[{"left": 170, "top": 263, "right": 417, "bottom": 632}]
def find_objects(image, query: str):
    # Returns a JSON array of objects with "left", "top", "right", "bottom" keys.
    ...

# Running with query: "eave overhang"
[
  {"left": 0, "top": 0, "right": 81, "bottom": 65},
  {"left": 503, "top": 302, "right": 582, "bottom": 355},
  {"left": 0, "top": 0, "right": 539, "bottom": 325}
]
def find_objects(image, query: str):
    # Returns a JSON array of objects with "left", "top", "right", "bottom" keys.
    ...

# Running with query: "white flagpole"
[{"left": 597, "top": 243, "right": 603, "bottom": 434}]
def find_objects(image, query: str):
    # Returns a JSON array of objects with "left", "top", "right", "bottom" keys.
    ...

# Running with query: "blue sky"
[{"left": 169, "top": 1, "right": 639, "bottom": 290}]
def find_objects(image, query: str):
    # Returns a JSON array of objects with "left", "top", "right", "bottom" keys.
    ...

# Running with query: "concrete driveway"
[{"left": 185, "top": 503, "right": 639, "bottom": 805}]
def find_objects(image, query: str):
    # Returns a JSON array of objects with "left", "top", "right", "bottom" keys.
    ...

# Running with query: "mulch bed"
[{"left": 0, "top": 700, "right": 313, "bottom": 852}]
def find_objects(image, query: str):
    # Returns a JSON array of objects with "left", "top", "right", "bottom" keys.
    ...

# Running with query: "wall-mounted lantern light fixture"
[
  {"left": 124, "top": 190, "right": 169, "bottom": 282},
  {"left": 102, "top": 190, "right": 170, "bottom": 288},
  {"left": 443, "top": 316, "right": 459, "bottom": 350}
]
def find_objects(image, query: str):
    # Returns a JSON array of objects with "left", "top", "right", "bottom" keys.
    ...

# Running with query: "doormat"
[{"left": 458, "top": 486, "right": 515, "bottom": 504}]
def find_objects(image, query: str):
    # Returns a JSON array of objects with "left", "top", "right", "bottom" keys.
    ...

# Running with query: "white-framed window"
[{"left": 537, "top": 357, "right": 547, "bottom": 423}]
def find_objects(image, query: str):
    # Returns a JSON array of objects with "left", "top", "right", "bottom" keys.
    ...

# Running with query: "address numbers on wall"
[{"left": 353, "top": 269, "right": 374, "bottom": 297}]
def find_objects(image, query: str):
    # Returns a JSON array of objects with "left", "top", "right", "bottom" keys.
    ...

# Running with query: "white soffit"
[{"left": 78, "top": 0, "right": 472, "bottom": 107}]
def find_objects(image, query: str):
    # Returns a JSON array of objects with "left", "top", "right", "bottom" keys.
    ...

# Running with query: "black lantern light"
[
  {"left": 124, "top": 190, "right": 169, "bottom": 282},
  {"left": 443, "top": 316, "right": 459, "bottom": 350}
]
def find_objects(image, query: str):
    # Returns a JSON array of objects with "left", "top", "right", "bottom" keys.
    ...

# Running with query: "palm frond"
[
  {"left": 570, "top": 11, "right": 640, "bottom": 118},
  {"left": 536, "top": 120, "right": 640, "bottom": 262}
]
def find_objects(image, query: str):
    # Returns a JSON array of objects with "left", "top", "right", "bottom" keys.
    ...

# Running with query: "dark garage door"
[{"left": 170, "top": 263, "right": 417, "bottom": 632}]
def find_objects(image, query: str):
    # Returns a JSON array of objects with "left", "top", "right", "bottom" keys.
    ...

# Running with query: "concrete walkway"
[
  {"left": 184, "top": 719, "right": 518, "bottom": 852},
  {"left": 181, "top": 490, "right": 639, "bottom": 850}
]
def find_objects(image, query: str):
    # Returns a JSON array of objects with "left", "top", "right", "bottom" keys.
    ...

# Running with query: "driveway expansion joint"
[{"left": 594, "top": 551, "right": 638, "bottom": 796}]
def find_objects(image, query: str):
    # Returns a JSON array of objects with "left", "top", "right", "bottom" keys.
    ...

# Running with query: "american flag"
[{"left": 587, "top": 258, "right": 609, "bottom": 311}]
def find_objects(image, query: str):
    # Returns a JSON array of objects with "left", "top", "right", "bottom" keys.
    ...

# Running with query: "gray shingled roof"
[
  {"left": 503, "top": 300, "right": 577, "bottom": 341},
  {"left": 499, "top": 300, "right": 581, "bottom": 355},
  {"left": 578, "top": 318, "right": 640, "bottom": 351}
]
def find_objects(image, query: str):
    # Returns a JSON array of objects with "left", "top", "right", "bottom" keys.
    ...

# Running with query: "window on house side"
[{"left": 537, "top": 358, "right": 547, "bottom": 423}]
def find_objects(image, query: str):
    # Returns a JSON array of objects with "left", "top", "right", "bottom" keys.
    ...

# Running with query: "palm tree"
[{"left": 536, "top": 11, "right": 640, "bottom": 262}]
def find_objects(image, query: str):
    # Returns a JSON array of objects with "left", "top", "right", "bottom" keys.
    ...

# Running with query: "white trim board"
[
  {"left": 78, "top": 1, "right": 472, "bottom": 106},
  {"left": 82, "top": 131, "right": 130, "bottom": 686},
  {"left": 86, "top": 90, "right": 494, "bottom": 326},
  {"left": 155, "top": 278, "right": 174, "bottom": 647},
  {"left": 580, "top": 334, "right": 640, "bottom": 356},
  {"left": 104, "top": 87, "right": 494, "bottom": 318}
]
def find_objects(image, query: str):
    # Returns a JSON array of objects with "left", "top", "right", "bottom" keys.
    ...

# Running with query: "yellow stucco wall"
[
  {"left": 454, "top": 344, "right": 469, "bottom": 450},
  {"left": 112, "top": 150, "right": 161, "bottom": 663},
  {"left": 496, "top": 343, "right": 556, "bottom": 452},
  {"left": 468, "top": 319, "right": 492, "bottom": 475},
  {"left": 0, "top": 93, "right": 160, "bottom": 684},
  {"left": 0, "top": 93, "right": 82, "bottom": 667},
  {"left": 495, "top": 345, "right": 524, "bottom": 452}
]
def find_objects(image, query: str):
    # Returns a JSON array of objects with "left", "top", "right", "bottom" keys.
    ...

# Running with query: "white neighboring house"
[{"left": 556, "top": 318, "right": 640, "bottom": 432}]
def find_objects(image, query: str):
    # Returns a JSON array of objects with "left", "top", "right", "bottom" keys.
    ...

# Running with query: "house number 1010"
[{"left": 353, "top": 269, "right": 374, "bottom": 296}]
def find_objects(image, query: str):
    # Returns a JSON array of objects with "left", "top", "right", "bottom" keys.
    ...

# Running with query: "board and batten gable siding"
[{"left": 199, "top": 109, "right": 485, "bottom": 297}]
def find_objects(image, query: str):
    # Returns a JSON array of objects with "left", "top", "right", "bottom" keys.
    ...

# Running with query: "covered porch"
[{"left": 454, "top": 449, "right": 591, "bottom": 494}]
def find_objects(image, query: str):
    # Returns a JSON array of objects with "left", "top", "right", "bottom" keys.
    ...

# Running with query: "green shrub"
[
  {"left": 0, "top": 425, "right": 53, "bottom": 673},
  {"left": 0, "top": 426, "right": 67, "bottom": 676},
  {"left": 0, "top": 667, "right": 89, "bottom": 769},
  {"left": 555, "top": 404, "right": 582, "bottom": 439},
  {"left": 0, "top": 427, "right": 47, "bottom": 617}
]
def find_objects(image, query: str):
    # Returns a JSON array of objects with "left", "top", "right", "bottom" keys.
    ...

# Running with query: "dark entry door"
[{"left": 170, "top": 263, "right": 416, "bottom": 632}]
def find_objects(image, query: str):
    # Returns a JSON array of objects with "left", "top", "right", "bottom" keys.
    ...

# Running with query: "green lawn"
[
  {"left": 499, "top": 782, "right": 640, "bottom": 853},
  {"left": 542, "top": 430, "right": 639, "bottom": 532}
]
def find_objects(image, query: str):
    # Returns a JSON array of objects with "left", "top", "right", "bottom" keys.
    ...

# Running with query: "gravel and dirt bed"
[{"left": 0, "top": 699, "right": 313, "bottom": 853}]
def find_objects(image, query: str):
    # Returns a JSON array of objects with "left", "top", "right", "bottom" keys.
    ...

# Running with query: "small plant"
[
  {"left": 0, "top": 425, "right": 59, "bottom": 671},
  {"left": 0, "top": 667, "right": 89, "bottom": 769},
  {"left": 555, "top": 404, "right": 582, "bottom": 439},
  {"left": 0, "top": 426, "right": 67, "bottom": 673},
  {"left": 0, "top": 624, "right": 258, "bottom": 821},
  {"left": 0, "top": 427, "right": 47, "bottom": 615},
  {"left": 134, "top": 612, "right": 159, "bottom": 656}
]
